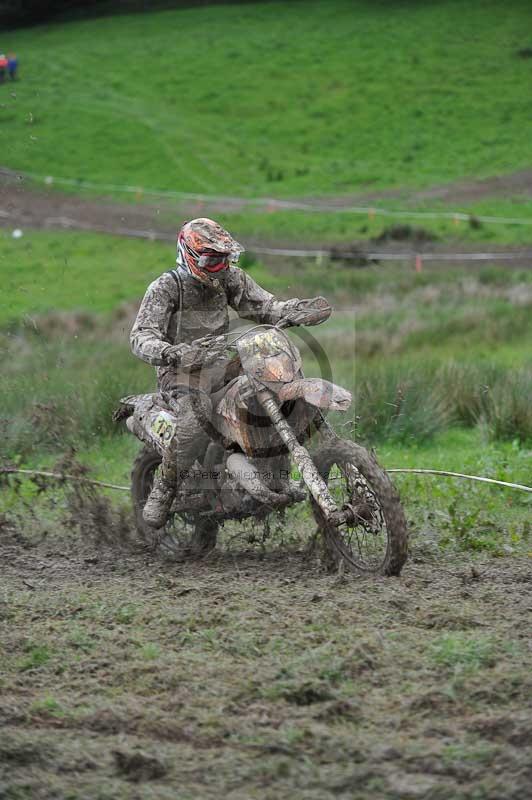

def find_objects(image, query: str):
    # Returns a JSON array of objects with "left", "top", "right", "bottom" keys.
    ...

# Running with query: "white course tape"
[
  {"left": 251, "top": 247, "right": 532, "bottom": 261},
  {"left": 3, "top": 209, "right": 532, "bottom": 263},
  {"left": 388, "top": 468, "right": 532, "bottom": 492},
  {"left": 368, "top": 251, "right": 532, "bottom": 261},
  {"left": 2, "top": 466, "right": 530, "bottom": 494}
]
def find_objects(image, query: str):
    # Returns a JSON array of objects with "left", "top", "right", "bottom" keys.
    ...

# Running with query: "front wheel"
[{"left": 311, "top": 438, "right": 408, "bottom": 576}]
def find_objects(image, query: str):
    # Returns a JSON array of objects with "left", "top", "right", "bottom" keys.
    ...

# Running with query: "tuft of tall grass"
[
  {"left": 437, "top": 361, "right": 503, "bottom": 427},
  {"left": 0, "top": 333, "right": 153, "bottom": 460},
  {"left": 353, "top": 366, "right": 451, "bottom": 445},
  {"left": 435, "top": 362, "right": 532, "bottom": 443},
  {"left": 480, "top": 370, "right": 532, "bottom": 444},
  {"left": 333, "top": 359, "right": 532, "bottom": 446}
]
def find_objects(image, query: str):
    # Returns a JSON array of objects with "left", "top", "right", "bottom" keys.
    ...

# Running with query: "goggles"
[
  {"left": 198, "top": 252, "right": 230, "bottom": 272},
  {"left": 182, "top": 237, "right": 240, "bottom": 272}
]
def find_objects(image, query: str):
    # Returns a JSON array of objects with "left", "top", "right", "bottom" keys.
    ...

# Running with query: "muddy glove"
[
  {"left": 283, "top": 296, "right": 332, "bottom": 327},
  {"left": 163, "top": 334, "right": 227, "bottom": 371}
]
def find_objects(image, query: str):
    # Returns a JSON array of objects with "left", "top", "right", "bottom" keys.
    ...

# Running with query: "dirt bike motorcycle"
[{"left": 117, "top": 299, "right": 408, "bottom": 575}]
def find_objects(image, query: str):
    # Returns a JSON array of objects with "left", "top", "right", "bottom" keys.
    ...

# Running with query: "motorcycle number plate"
[{"left": 151, "top": 411, "right": 177, "bottom": 444}]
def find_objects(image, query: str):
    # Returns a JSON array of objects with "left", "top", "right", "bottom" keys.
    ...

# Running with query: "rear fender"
[
  {"left": 277, "top": 378, "right": 352, "bottom": 411},
  {"left": 113, "top": 393, "right": 155, "bottom": 422}
]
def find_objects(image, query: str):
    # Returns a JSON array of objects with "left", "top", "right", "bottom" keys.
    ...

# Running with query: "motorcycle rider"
[{"left": 130, "top": 217, "right": 328, "bottom": 529}]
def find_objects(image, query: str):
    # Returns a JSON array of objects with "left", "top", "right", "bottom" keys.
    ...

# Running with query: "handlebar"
[{"left": 225, "top": 303, "right": 332, "bottom": 349}]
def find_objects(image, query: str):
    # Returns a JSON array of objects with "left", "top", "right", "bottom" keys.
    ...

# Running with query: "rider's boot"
[
  {"left": 143, "top": 458, "right": 178, "bottom": 529},
  {"left": 143, "top": 389, "right": 213, "bottom": 529}
]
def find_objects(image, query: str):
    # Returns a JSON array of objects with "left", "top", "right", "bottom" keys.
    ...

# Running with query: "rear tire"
[
  {"left": 131, "top": 445, "right": 218, "bottom": 556},
  {"left": 311, "top": 438, "right": 408, "bottom": 576},
  {"left": 131, "top": 446, "right": 163, "bottom": 546}
]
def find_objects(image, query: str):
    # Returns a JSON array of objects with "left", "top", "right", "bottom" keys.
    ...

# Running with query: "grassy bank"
[{"left": 2, "top": 0, "right": 532, "bottom": 198}]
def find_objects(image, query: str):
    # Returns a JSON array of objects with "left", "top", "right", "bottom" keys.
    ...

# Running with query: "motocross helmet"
[{"left": 177, "top": 218, "right": 244, "bottom": 286}]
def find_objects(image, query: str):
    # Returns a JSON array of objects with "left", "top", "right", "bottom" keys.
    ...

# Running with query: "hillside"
[{"left": 1, "top": 0, "right": 531, "bottom": 198}]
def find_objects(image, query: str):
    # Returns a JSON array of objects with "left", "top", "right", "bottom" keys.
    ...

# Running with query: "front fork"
[{"left": 257, "top": 388, "right": 353, "bottom": 526}]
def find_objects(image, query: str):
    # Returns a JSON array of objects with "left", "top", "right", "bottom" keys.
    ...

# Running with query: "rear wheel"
[
  {"left": 311, "top": 438, "right": 408, "bottom": 575},
  {"left": 131, "top": 445, "right": 218, "bottom": 557}
]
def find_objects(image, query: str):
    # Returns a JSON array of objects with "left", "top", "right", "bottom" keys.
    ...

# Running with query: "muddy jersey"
[{"left": 130, "top": 266, "right": 301, "bottom": 393}]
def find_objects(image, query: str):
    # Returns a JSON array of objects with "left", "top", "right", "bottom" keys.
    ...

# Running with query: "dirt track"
[
  {"left": 1, "top": 520, "right": 531, "bottom": 799},
  {"left": 1, "top": 168, "right": 532, "bottom": 252},
  {"left": 301, "top": 168, "right": 532, "bottom": 207},
  {"left": 0, "top": 173, "right": 179, "bottom": 242}
]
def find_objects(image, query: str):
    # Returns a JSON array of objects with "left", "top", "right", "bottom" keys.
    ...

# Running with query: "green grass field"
[
  {"left": 0, "top": 230, "right": 171, "bottom": 326},
  {"left": 2, "top": 0, "right": 532, "bottom": 200}
]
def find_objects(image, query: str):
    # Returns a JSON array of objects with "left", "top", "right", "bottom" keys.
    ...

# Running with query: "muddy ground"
[{"left": 1, "top": 521, "right": 530, "bottom": 800}]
